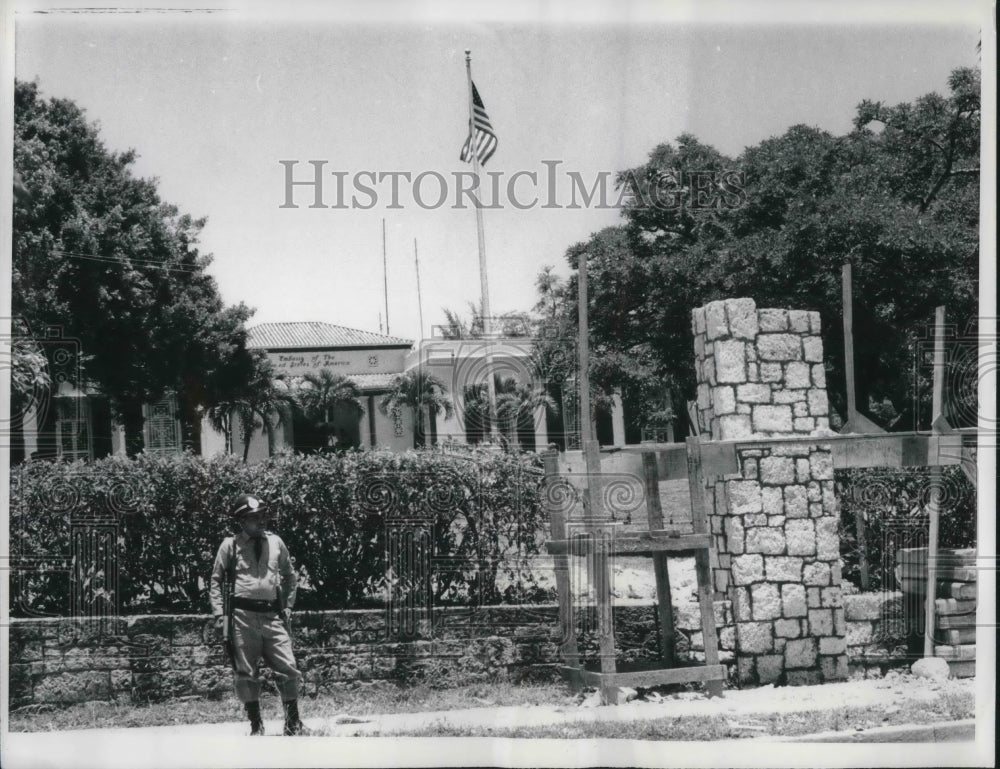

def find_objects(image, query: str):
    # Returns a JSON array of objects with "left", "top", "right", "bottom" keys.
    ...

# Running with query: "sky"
[{"left": 13, "top": 3, "right": 983, "bottom": 344}]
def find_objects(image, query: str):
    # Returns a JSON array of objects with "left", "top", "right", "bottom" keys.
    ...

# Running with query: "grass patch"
[
  {"left": 6, "top": 680, "right": 569, "bottom": 733},
  {"left": 363, "top": 689, "right": 975, "bottom": 741}
]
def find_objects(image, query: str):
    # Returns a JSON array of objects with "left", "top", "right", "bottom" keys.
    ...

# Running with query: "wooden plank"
[
  {"left": 643, "top": 451, "right": 675, "bottom": 666},
  {"left": 543, "top": 450, "right": 579, "bottom": 670},
  {"left": 545, "top": 533, "right": 711, "bottom": 557},
  {"left": 842, "top": 262, "right": 858, "bottom": 425},
  {"left": 935, "top": 612, "right": 977, "bottom": 629},
  {"left": 944, "top": 627, "right": 977, "bottom": 645},
  {"left": 559, "top": 664, "right": 727, "bottom": 689},
  {"left": 934, "top": 644, "right": 976, "bottom": 661},
  {"left": 900, "top": 578, "right": 978, "bottom": 598},
  {"left": 923, "top": 306, "right": 946, "bottom": 658},
  {"left": 945, "top": 660, "right": 976, "bottom": 678}
]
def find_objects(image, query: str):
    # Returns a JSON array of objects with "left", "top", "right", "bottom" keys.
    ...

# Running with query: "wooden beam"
[
  {"left": 558, "top": 664, "right": 727, "bottom": 689},
  {"left": 643, "top": 451, "right": 675, "bottom": 666},
  {"left": 924, "top": 306, "right": 946, "bottom": 658},
  {"left": 546, "top": 533, "right": 711, "bottom": 557}
]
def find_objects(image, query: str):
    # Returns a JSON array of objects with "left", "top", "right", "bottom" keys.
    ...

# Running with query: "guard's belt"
[{"left": 232, "top": 597, "right": 280, "bottom": 613}]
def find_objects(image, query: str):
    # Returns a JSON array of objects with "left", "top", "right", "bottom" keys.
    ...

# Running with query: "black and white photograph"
[{"left": 1, "top": 1, "right": 995, "bottom": 767}]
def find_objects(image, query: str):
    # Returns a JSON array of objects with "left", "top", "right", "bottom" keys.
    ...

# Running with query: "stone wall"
[
  {"left": 7, "top": 594, "right": 905, "bottom": 708},
  {"left": 691, "top": 298, "right": 848, "bottom": 686},
  {"left": 6, "top": 603, "right": 729, "bottom": 708}
]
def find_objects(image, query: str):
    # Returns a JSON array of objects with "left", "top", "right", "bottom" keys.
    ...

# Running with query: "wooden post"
[
  {"left": 924, "top": 306, "right": 946, "bottom": 657},
  {"left": 578, "top": 252, "right": 615, "bottom": 697},
  {"left": 643, "top": 450, "right": 674, "bottom": 666},
  {"left": 686, "top": 437, "right": 724, "bottom": 697},
  {"left": 842, "top": 262, "right": 857, "bottom": 426},
  {"left": 544, "top": 450, "right": 580, "bottom": 672}
]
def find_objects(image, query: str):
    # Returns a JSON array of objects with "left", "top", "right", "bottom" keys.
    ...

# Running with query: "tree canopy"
[
  {"left": 537, "top": 66, "right": 980, "bottom": 438},
  {"left": 13, "top": 80, "right": 260, "bottom": 454}
]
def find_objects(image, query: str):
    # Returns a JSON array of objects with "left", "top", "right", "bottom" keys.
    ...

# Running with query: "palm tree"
[
  {"left": 296, "top": 369, "right": 364, "bottom": 448},
  {"left": 207, "top": 365, "right": 295, "bottom": 461},
  {"left": 469, "top": 375, "right": 557, "bottom": 449},
  {"left": 379, "top": 370, "right": 454, "bottom": 448}
]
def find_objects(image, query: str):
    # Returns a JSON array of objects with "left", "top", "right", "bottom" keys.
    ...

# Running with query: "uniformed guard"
[{"left": 210, "top": 494, "right": 308, "bottom": 736}]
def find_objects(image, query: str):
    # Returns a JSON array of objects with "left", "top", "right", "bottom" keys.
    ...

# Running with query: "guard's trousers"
[{"left": 231, "top": 608, "right": 300, "bottom": 702}]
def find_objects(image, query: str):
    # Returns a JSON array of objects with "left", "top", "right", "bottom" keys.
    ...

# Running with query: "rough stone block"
[
  {"left": 807, "top": 587, "right": 822, "bottom": 608},
  {"left": 821, "top": 482, "right": 839, "bottom": 515},
  {"left": 736, "top": 403, "right": 752, "bottom": 415},
  {"left": 767, "top": 515, "right": 786, "bottom": 527},
  {"left": 782, "top": 584, "right": 807, "bottom": 617},
  {"left": 692, "top": 308, "right": 707, "bottom": 335},
  {"left": 732, "top": 555, "right": 764, "bottom": 586},
  {"left": 820, "top": 587, "right": 842, "bottom": 608},
  {"left": 787, "top": 669, "right": 822, "bottom": 686},
  {"left": 794, "top": 458, "right": 811, "bottom": 482},
  {"left": 819, "top": 636, "right": 847, "bottom": 656},
  {"left": 34, "top": 671, "right": 111, "bottom": 704},
  {"left": 724, "top": 516, "right": 745, "bottom": 554},
  {"left": 793, "top": 401, "right": 809, "bottom": 417},
  {"left": 831, "top": 563, "right": 842, "bottom": 587},
  {"left": 785, "top": 361, "right": 811, "bottom": 389},
  {"left": 704, "top": 300, "right": 730, "bottom": 341},
  {"left": 712, "top": 386, "right": 736, "bottom": 414},
  {"left": 737, "top": 622, "right": 774, "bottom": 654},
  {"left": 808, "top": 389, "right": 829, "bottom": 417},
  {"left": 753, "top": 405, "right": 793, "bottom": 433},
  {"left": 747, "top": 362, "right": 759, "bottom": 382},
  {"left": 693, "top": 334, "right": 705, "bottom": 359},
  {"left": 786, "top": 519, "right": 816, "bottom": 556},
  {"left": 757, "top": 334, "right": 803, "bottom": 361},
  {"left": 761, "top": 486, "right": 784, "bottom": 515},
  {"left": 703, "top": 356, "right": 717, "bottom": 386},
  {"left": 742, "top": 457, "right": 759, "bottom": 480},
  {"left": 780, "top": 488, "right": 806, "bottom": 521},
  {"left": 803, "top": 336, "right": 823, "bottom": 363},
  {"left": 815, "top": 517, "right": 839, "bottom": 560},
  {"left": 808, "top": 311, "right": 821, "bottom": 334},
  {"left": 760, "top": 456, "right": 795, "bottom": 485},
  {"left": 808, "top": 608, "right": 833, "bottom": 636},
  {"left": 737, "top": 657, "right": 756, "bottom": 684},
  {"left": 751, "top": 583, "right": 782, "bottom": 620},
  {"left": 714, "top": 570, "right": 730, "bottom": 594},
  {"left": 773, "top": 389, "right": 807, "bottom": 404},
  {"left": 756, "top": 654, "right": 785, "bottom": 684},
  {"left": 809, "top": 451, "right": 834, "bottom": 480},
  {"left": 766, "top": 556, "right": 803, "bottom": 582},
  {"left": 846, "top": 620, "right": 875, "bottom": 646},
  {"left": 743, "top": 513, "right": 767, "bottom": 526},
  {"left": 820, "top": 654, "right": 849, "bottom": 681},
  {"left": 714, "top": 339, "right": 748, "bottom": 383},
  {"left": 809, "top": 503, "right": 825, "bottom": 517},
  {"left": 697, "top": 383, "right": 712, "bottom": 410},
  {"left": 811, "top": 364, "right": 826, "bottom": 388},
  {"left": 736, "top": 383, "right": 771, "bottom": 404},
  {"left": 727, "top": 298, "right": 759, "bottom": 339},
  {"left": 843, "top": 592, "right": 895, "bottom": 621},
  {"left": 733, "top": 586, "right": 752, "bottom": 621},
  {"left": 793, "top": 417, "right": 815, "bottom": 432},
  {"left": 745, "top": 527, "right": 786, "bottom": 555},
  {"left": 719, "top": 626, "right": 736, "bottom": 650},
  {"left": 758, "top": 308, "right": 788, "bottom": 332},
  {"left": 774, "top": 618, "right": 801, "bottom": 638},
  {"left": 784, "top": 637, "right": 817, "bottom": 669},
  {"left": 728, "top": 480, "right": 763, "bottom": 514},
  {"left": 806, "top": 481, "right": 822, "bottom": 502},
  {"left": 718, "top": 414, "right": 753, "bottom": 440},
  {"left": 760, "top": 362, "right": 783, "bottom": 382},
  {"left": 803, "top": 561, "right": 831, "bottom": 586}
]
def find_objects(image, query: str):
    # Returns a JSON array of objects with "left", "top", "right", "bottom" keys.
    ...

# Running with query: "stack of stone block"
[{"left": 691, "top": 298, "right": 848, "bottom": 686}]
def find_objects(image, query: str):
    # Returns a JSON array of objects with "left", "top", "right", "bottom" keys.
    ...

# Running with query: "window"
[
  {"left": 143, "top": 395, "right": 182, "bottom": 455},
  {"left": 55, "top": 396, "right": 93, "bottom": 461}
]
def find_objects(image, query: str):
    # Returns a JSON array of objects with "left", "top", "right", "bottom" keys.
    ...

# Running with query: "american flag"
[{"left": 460, "top": 81, "right": 498, "bottom": 166}]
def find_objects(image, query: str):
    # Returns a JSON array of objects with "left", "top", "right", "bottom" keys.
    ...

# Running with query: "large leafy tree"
[
  {"left": 295, "top": 369, "right": 364, "bottom": 449},
  {"left": 542, "top": 67, "right": 980, "bottom": 437},
  {"left": 13, "top": 80, "right": 259, "bottom": 455}
]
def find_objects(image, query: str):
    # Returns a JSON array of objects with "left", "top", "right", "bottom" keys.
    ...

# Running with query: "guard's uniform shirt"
[{"left": 210, "top": 531, "right": 301, "bottom": 703}]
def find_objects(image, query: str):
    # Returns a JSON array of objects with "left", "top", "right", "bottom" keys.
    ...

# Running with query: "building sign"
[{"left": 266, "top": 348, "right": 407, "bottom": 376}]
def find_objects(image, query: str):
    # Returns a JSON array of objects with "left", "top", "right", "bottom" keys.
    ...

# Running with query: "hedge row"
[{"left": 9, "top": 448, "right": 548, "bottom": 615}]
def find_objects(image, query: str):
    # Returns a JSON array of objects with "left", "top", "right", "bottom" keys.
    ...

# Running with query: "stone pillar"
[{"left": 691, "top": 298, "right": 847, "bottom": 686}]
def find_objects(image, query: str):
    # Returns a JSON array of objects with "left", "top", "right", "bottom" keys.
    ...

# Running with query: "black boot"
[
  {"left": 282, "top": 699, "right": 308, "bottom": 736},
  {"left": 245, "top": 701, "right": 265, "bottom": 736}
]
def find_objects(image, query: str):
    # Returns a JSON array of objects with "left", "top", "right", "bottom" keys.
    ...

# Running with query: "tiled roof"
[{"left": 248, "top": 322, "right": 412, "bottom": 349}]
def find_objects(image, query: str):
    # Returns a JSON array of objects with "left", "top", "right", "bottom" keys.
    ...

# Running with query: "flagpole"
[
  {"left": 414, "top": 238, "right": 425, "bottom": 339},
  {"left": 465, "top": 48, "right": 498, "bottom": 441},
  {"left": 382, "top": 218, "right": 390, "bottom": 335}
]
